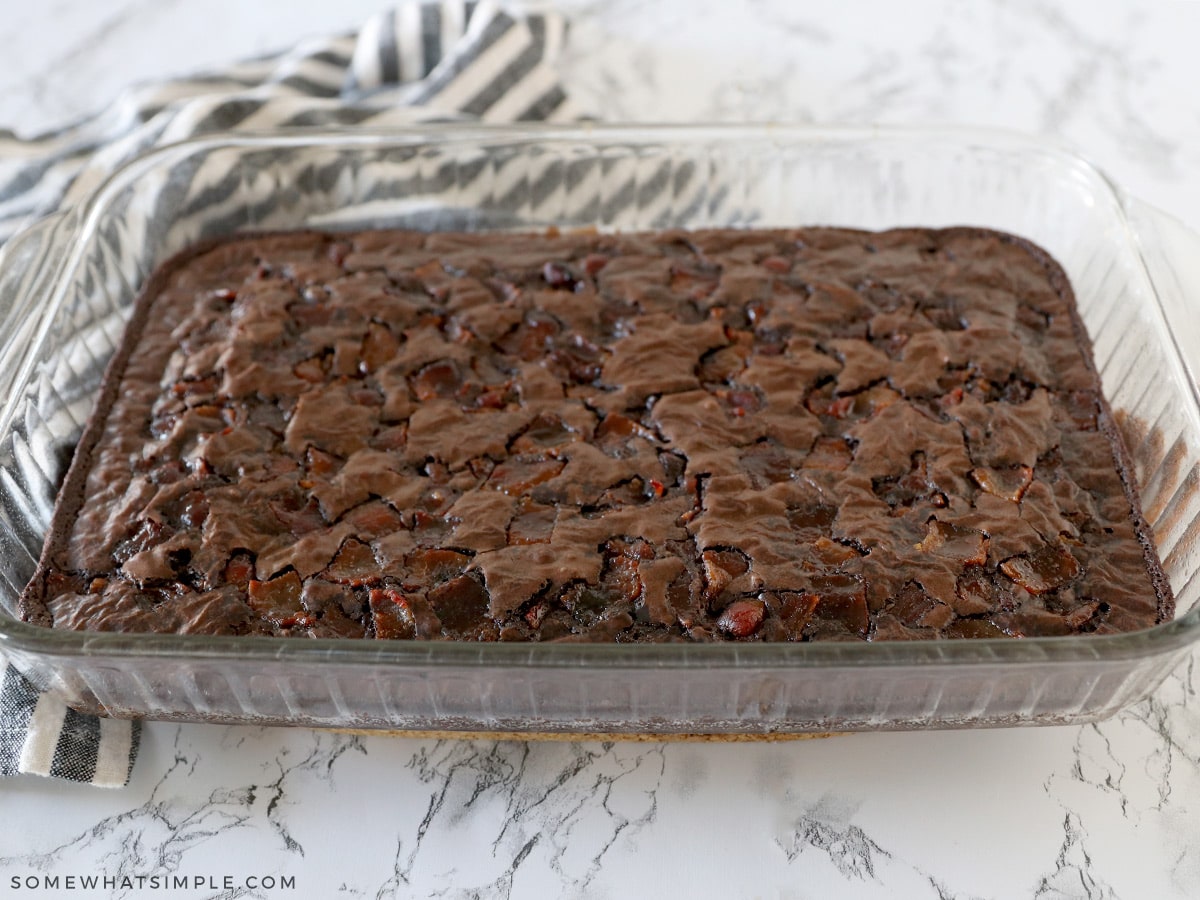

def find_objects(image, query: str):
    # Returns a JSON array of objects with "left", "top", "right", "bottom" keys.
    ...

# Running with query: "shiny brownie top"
[{"left": 24, "top": 227, "right": 1169, "bottom": 641}]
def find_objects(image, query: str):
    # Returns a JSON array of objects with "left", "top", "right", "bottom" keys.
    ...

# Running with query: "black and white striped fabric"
[
  {"left": 0, "top": 0, "right": 578, "bottom": 787},
  {"left": 0, "top": 666, "right": 140, "bottom": 786},
  {"left": 0, "top": 0, "right": 578, "bottom": 244}
]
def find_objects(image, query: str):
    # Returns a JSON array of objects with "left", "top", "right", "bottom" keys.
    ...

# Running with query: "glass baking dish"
[{"left": 1, "top": 124, "right": 1198, "bottom": 734}]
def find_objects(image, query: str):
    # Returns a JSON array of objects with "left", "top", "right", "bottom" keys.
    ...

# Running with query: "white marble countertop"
[{"left": 1, "top": 1, "right": 1199, "bottom": 897}]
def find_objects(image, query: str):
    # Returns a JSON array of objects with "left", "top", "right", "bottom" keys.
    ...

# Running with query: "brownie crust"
[{"left": 21, "top": 227, "right": 1174, "bottom": 642}]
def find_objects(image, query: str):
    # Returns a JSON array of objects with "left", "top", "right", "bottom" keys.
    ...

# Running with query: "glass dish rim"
[{"left": 2, "top": 120, "right": 1198, "bottom": 671}]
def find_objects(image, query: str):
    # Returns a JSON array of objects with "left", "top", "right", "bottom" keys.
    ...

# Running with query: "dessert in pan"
[{"left": 20, "top": 226, "right": 1173, "bottom": 642}]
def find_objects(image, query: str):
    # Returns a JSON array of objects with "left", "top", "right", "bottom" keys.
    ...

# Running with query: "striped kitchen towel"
[
  {"left": 0, "top": 0, "right": 580, "bottom": 244},
  {"left": 0, "top": 0, "right": 579, "bottom": 787},
  {"left": 0, "top": 666, "right": 141, "bottom": 786}
]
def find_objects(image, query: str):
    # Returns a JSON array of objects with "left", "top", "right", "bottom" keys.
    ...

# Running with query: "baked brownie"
[{"left": 20, "top": 227, "right": 1173, "bottom": 642}]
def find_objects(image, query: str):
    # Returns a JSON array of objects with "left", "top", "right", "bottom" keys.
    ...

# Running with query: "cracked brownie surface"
[{"left": 21, "top": 227, "right": 1172, "bottom": 641}]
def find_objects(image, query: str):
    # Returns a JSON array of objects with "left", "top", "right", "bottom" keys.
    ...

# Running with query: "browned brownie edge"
[
  {"left": 19, "top": 232, "right": 329, "bottom": 627},
  {"left": 999, "top": 230, "right": 1175, "bottom": 627}
]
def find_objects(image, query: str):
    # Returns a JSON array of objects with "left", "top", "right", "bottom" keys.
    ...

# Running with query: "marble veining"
[
  {"left": 0, "top": 1, "right": 1199, "bottom": 897},
  {"left": 1, "top": 707, "right": 1197, "bottom": 896}
]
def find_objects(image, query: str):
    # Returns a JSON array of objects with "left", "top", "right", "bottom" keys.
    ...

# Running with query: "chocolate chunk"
[
  {"left": 247, "top": 570, "right": 304, "bottom": 628},
  {"left": 368, "top": 588, "right": 416, "bottom": 640},
  {"left": 427, "top": 575, "right": 491, "bottom": 636},
  {"left": 717, "top": 599, "right": 766, "bottom": 638},
  {"left": 1000, "top": 543, "right": 1081, "bottom": 594}
]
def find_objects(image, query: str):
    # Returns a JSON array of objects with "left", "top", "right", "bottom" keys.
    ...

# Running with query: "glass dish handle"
[
  {"left": 0, "top": 212, "right": 75, "bottom": 421},
  {"left": 1123, "top": 198, "right": 1200, "bottom": 393}
]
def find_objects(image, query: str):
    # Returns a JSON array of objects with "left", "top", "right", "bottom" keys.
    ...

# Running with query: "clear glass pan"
[{"left": 1, "top": 124, "right": 1198, "bottom": 733}]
